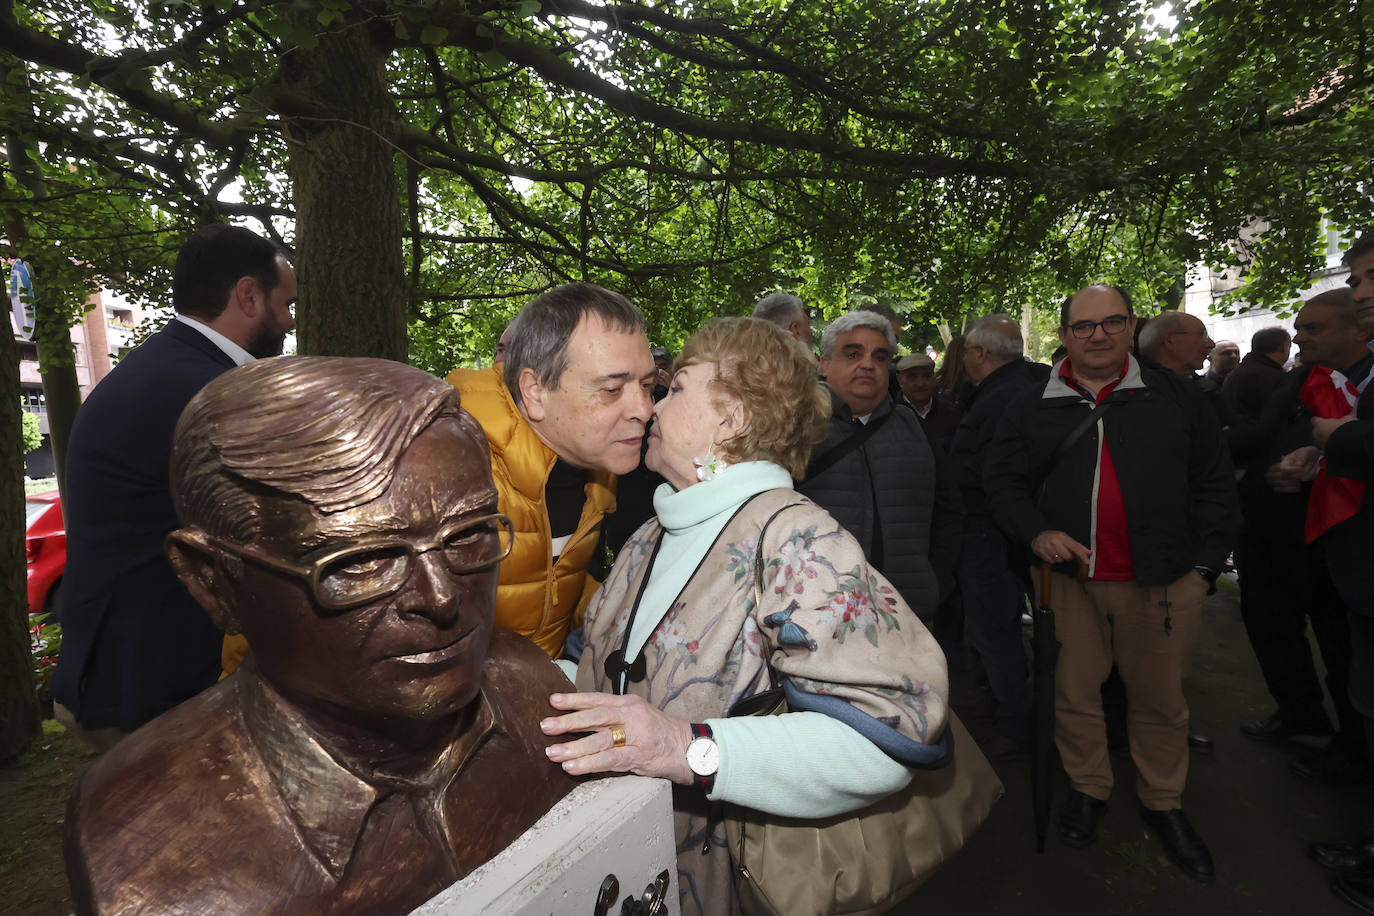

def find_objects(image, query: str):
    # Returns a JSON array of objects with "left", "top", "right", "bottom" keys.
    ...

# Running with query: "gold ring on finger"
[{"left": 610, "top": 725, "right": 627, "bottom": 748}]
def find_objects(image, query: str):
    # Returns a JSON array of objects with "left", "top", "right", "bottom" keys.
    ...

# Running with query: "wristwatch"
[{"left": 686, "top": 723, "right": 718, "bottom": 792}]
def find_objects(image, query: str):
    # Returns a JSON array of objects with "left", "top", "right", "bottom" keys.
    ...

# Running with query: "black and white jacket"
[{"left": 983, "top": 356, "right": 1238, "bottom": 587}]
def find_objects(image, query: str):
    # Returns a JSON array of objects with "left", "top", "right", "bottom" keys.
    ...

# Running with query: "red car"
[{"left": 25, "top": 489, "right": 65, "bottom": 617}]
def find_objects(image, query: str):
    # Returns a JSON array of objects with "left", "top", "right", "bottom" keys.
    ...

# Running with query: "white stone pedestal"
[{"left": 413, "top": 774, "right": 678, "bottom": 916}]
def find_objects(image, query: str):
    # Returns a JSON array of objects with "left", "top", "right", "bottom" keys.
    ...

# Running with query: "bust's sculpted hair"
[
  {"left": 170, "top": 356, "right": 485, "bottom": 542},
  {"left": 676, "top": 317, "right": 830, "bottom": 479}
]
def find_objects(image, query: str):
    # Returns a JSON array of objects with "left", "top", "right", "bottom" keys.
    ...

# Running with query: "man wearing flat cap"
[
  {"left": 64, "top": 357, "right": 575, "bottom": 916},
  {"left": 897, "top": 352, "right": 961, "bottom": 453}
]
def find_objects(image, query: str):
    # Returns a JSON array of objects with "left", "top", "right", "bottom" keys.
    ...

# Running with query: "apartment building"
[{"left": 13, "top": 281, "right": 146, "bottom": 479}]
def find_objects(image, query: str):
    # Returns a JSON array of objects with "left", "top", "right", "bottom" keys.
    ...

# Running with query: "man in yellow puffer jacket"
[
  {"left": 222, "top": 283, "right": 655, "bottom": 673},
  {"left": 446, "top": 283, "right": 655, "bottom": 657}
]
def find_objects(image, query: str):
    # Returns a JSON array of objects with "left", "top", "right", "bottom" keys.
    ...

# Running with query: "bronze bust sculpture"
[{"left": 64, "top": 357, "right": 576, "bottom": 915}]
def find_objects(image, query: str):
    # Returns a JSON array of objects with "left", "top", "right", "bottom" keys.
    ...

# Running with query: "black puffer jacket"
[
  {"left": 984, "top": 356, "right": 1238, "bottom": 586},
  {"left": 798, "top": 391, "right": 962, "bottom": 616}
]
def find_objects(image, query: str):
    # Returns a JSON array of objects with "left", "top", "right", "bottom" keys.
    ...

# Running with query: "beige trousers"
[{"left": 1033, "top": 569, "right": 1209, "bottom": 810}]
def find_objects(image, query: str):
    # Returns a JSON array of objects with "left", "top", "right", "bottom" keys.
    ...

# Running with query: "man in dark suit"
[{"left": 51, "top": 223, "right": 296, "bottom": 749}]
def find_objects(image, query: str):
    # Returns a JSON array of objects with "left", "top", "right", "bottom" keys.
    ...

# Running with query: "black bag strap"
[
  {"left": 605, "top": 491, "right": 777, "bottom": 694},
  {"left": 1033, "top": 398, "right": 1117, "bottom": 567},
  {"left": 1047, "top": 399, "right": 1115, "bottom": 473},
  {"left": 802, "top": 410, "right": 892, "bottom": 482}
]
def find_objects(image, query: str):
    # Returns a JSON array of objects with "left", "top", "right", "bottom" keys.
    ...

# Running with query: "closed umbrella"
[{"left": 1032, "top": 559, "right": 1062, "bottom": 853}]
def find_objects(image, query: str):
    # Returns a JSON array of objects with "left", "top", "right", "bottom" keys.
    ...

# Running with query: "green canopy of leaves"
[{"left": 0, "top": 0, "right": 1369, "bottom": 369}]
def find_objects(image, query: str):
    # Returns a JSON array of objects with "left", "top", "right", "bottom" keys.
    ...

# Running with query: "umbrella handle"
[{"left": 1039, "top": 559, "right": 1053, "bottom": 606}]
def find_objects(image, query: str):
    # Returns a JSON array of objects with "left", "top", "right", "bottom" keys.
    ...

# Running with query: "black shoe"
[
  {"left": 1188, "top": 732, "right": 1214, "bottom": 754},
  {"left": 1139, "top": 806, "right": 1215, "bottom": 882},
  {"left": 1291, "top": 746, "right": 1373, "bottom": 787},
  {"left": 1311, "top": 839, "right": 1374, "bottom": 874},
  {"left": 1241, "top": 711, "right": 1334, "bottom": 743},
  {"left": 1334, "top": 874, "right": 1374, "bottom": 915},
  {"left": 1058, "top": 790, "right": 1107, "bottom": 848}
]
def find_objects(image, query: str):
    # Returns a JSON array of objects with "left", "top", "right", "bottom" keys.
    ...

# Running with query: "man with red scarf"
[
  {"left": 1227, "top": 288, "right": 1367, "bottom": 763},
  {"left": 1246, "top": 289, "right": 1374, "bottom": 798},
  {"left": 1295, "top": 237, "right": 1374, "bottom": 916}
]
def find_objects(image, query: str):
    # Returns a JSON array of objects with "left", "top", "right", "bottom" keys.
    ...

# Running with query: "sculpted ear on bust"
[{"left": 166, "top": 528, "right": 243, "bottom": 635}]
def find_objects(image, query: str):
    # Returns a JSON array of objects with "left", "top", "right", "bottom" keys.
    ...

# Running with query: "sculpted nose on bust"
[{"left": 398, "top": 549, "right": 461, "bottom": 626}]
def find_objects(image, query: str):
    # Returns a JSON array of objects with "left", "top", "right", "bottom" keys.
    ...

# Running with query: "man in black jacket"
[
  {"left": 1230, "top": 290, "right": 1370, "bottom": 786},
  {"left": 1222, "top": 322, "right": 1350, "bottom": 752},
  {"left": 1222, "top": 328, "right": 1292, "bottom": 423},
  {"left": 985, "top": 285, "right": 1237, "bottom": 882},
  {"left": 51, "top": 224, "right": 296, "bottom": 750},
  {"left": 950, "top": 315, "right": 1048, "bottom": 752},
  {"left": 1205, "top": 340, "right": 1241, "bottom": 387},
  {"left": 1282, "top": 249, "right": 1374, "bottom": 913}
]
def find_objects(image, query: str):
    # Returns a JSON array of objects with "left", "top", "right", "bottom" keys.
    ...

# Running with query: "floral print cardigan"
[{"left": 576, "top": 487, "right": 949, "bottom": 916}]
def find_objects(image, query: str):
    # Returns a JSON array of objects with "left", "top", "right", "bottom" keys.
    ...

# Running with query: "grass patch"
[{"left": 0, "top": 720, "right": 96, "bottom": 915}]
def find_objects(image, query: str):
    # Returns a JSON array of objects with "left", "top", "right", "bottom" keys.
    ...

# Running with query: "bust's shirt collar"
[{"left": 238, "top": 665, "right": 497, "bottom": 880}]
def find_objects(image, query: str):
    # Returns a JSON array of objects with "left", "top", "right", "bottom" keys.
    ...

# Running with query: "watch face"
[{"left": 687, "top": 737, "right": 719, "bottom": 776}]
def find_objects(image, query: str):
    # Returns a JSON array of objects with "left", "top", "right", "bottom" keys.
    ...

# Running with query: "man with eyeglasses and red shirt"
[{"left": 985, "top": 284, "right": 1238, "bottom": 883}]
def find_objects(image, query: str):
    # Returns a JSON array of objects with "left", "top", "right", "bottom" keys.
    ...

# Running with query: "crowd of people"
[{"left": 46, "top": 221, "right": 1374, "bottom": 914}]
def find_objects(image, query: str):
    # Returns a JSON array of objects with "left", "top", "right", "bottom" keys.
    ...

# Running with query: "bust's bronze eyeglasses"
[{"left": 205, "top": 513, "right": 514, "bottom": 610}]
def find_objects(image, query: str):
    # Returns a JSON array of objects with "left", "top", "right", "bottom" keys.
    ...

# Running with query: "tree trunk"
[
  {"left": 0, "top": 304, "right": 41, "bottom": 762},
  {"left": 31, "top": 275, "right": 83, "bottom": 496},
  {"left": 279, "top": 17, "right": 407, "bottom": 361},
  {"left": 1022, "top": 300, "right": 1036, "bottom": 362},
  {"left": 4, "top": 129, "right": 83, "bottom": 498}
]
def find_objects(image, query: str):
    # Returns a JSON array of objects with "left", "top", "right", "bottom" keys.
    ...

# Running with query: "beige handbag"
[
  {"left": 722, "top": 505, "right": 1004, "bottom": 916},
  {"left": 723, "top": 705, "right": 1002, "bottom": 916}
]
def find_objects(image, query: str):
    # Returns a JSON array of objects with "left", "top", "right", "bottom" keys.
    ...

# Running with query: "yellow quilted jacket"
[
  {"left": 220, "top": 365, "right": 616, "bottom": 675},
  {"left": 446, "top": 365, "right": 616, "bottom": 658}
]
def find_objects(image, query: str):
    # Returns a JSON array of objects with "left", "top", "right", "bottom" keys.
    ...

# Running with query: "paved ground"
[{"left": 903, "top": 579, "right": 1358, "bottom": 915}]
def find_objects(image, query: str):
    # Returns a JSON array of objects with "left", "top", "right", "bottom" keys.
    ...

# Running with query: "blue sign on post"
[{"left": 10, "top": 259, "right": 35, "bottom": 340}]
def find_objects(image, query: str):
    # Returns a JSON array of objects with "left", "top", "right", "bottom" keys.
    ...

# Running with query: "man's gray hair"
[
  {"left": 502, "top": 283, "right": 645, "bottom": 405},
  {"left": 753, "top": 292, "right": 806, "bottom": 327},
  {"left": 819, "top": 310, "right": 898, "bottom": 359},
  {"left": 1136, "top": 311, "right": 1193, "bottom": 361},
  {"left": 965, "top": 314, "right": 1024, "bottom": 362},
  {"left": 1304, "top": 286, "right": 1359, "bottom": 324}
]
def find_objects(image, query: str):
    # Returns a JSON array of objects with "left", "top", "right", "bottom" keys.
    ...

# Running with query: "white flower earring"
[{"left": 693, "top": 445, "right": 729, "bottom": 482}]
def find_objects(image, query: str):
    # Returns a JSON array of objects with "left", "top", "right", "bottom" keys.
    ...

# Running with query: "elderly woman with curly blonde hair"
[{"left": 542, "top": 317, "right": 950, "bottom": 915}]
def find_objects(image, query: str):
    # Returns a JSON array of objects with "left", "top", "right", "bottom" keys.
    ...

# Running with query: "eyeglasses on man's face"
[
  {"left": 1066, "top": 315, "right": 1131, "bottom": 339},
  {"left": 207, "top": 513, "right": 514, "bottom": 611}
]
